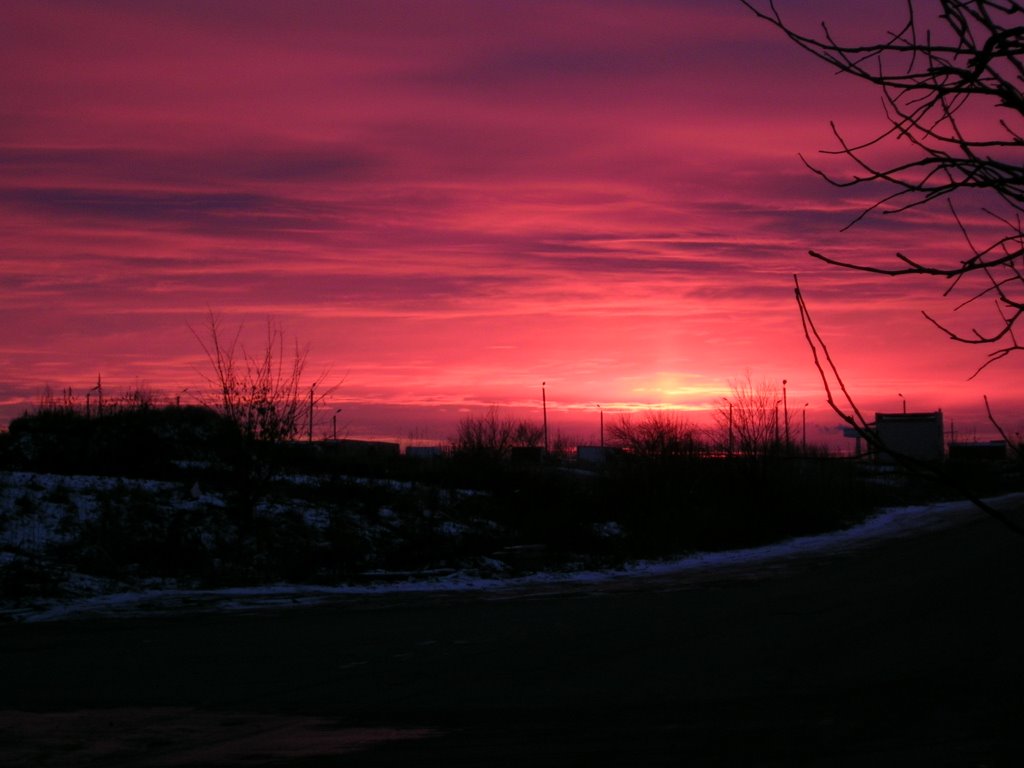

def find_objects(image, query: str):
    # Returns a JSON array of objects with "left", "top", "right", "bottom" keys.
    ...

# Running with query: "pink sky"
[{"left": 2, "top": 0, "right": 1021, "bottom": 446}]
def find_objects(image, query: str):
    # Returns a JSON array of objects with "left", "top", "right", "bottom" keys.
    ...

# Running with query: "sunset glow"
[{"left": 3, "top": 0, "right": 1022, "bottom": 446}]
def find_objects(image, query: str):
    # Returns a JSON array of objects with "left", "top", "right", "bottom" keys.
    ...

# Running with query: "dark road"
[{"left": 2, "top": 509, "right": 1023, "bottom": 766}]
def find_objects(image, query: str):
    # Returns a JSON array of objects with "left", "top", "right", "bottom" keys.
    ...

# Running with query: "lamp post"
[
  {"left": 598, "top": 404, "right": 604, "bottom": 448},
  {"left": 542, "top": 382, "right": 548, "bottom": 454},
  {"left": 333, "top": 408, "right": 342, "bottom": 441},
  {"left": 898, "top": 392, "right": 906, "bottom": 414},
  {"left": 802, "top": 403, "right": 809, "bottom": 452}
]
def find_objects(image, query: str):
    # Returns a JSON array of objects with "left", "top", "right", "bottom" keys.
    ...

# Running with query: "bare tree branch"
[
  {"left": 794, "top": 276, "right": 1024, "bottom": 535},
  {"left": 745, "top": 0, "right": 1024, "bottom": 366}
]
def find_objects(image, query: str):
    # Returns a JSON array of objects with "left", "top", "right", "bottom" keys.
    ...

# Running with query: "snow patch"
[{"left": 4, "top": 468, "right": 1021, "bottom": 624}]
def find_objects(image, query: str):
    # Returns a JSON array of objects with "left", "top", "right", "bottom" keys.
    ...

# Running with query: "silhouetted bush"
[
  {"left": 451, "top": 408, "right": 544, "bottom": 463},
  {"left": 2, "top": 405, "right": 242, "bottom": 479}
]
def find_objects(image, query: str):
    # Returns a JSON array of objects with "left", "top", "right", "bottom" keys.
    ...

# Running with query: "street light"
[
  {"left": 802, "top": 403, "right": 809, "bottom": 452},
  {"left": 542, "top": 382, "right": 548, "bottom": 453},
  {"left": 333, "top": 408, "right": 342, "bottom": 440},
  {"left": 598, "top": 404, "right": 604, "bottom": 448},
  {"left": 898, "top": 392, "right": 906, "bottom": 414}
]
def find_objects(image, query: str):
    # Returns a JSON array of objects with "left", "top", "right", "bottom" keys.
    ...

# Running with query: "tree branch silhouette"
[
  {"left": 745, "top": 0, "right": 1024, "bottom": 371},
  {"left": 794, "top": 275, "right": 1024, "bottom": 535}
]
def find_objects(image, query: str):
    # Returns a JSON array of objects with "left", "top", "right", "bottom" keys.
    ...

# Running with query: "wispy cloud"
[{"left": 1, "top": 0, "right": 1018, "bottom": 438}]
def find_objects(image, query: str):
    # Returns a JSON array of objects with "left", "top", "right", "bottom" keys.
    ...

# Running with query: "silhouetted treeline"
[
  {"left": 1, "top": 405, "right": 243, "bottom": 479},
  {"left": 3, "top": 403, "right": 1018, "bottom": 598}
]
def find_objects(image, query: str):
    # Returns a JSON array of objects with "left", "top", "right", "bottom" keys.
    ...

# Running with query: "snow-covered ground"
[{"left": 4, "top": 469, "right": 1021, "bottom": 623}]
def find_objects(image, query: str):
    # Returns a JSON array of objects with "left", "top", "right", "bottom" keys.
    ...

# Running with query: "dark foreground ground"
[{"left": 2, "top": 505, "right": 1023, "bottom": 766}]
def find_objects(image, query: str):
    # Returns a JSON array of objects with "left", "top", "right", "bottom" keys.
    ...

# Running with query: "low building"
[
  {"left": 874, "top": 411, "right": 944, "bottom": 463},
  {"left": 405, "top": 445, "right": 446, "bottom": 459},
  {"left": 948, "top": 440, "right": 1007, "bottom": 462},
  {"left": 323, "top": 438, "right": 401, "bottom": 459},
  {"left": 576, "top": 445, "right": 619, "bottom": 465}
]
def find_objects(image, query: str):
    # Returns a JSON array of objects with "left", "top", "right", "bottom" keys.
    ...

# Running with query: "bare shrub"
[
  {"left": 451, "top": 407, "right": 544, "bottom": 460},
  {"left": 714, "top": 374, "right": 783, "bottom": 457},
  {"left": 191, "top": 313, "right": 334, "bottom": 443},
  {"left": 609, "top": 411, "right": 706, "bottom": 459}
]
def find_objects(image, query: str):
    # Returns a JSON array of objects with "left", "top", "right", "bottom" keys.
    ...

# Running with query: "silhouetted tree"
[
  {"left": 745, "top": 0, "right": 1024, "bottom": 374},
  {"left": 36, "top": 384, "right": 76, "bottom": 415},
  {"left": 714, "top": 374, "right": 783, "bottom": 457},
  {"left": 744, "top": 1, "right": 1024, "bottom": 533},
  {"left": 609, "top": 411, "right": 706, "bottom": 459},
  {"left": 192, "top": 313, "right": 334, "bottom": 443},
  {"left": 795, "top": 275, "right": 1024, "bottom": 533},
  {"left": 451, "top": 407, "right": 544, "bottom": 460}
]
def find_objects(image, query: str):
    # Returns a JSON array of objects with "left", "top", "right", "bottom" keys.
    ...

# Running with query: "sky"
[{"left": 2, "top": 0, "right": 1022, "bottom": 446}]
